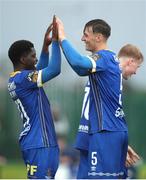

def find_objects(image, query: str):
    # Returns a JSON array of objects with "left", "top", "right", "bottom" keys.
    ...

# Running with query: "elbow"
[
  {"left": 71, "top": 60, "right": 78, "bottom": 67},
  {"left": 56, "top": 67, "right": 61, "bottom": 76},
  {"left": 70, "top": 61, "right": 81, "bottom": 70},
  {"left": 78, "top": 74, "right": 85, "bottom": 76},
  {"left": 56, "top": 69, "right": 61, "bottom": 76},
  {"left": 77, "top": 72, "right": 87, "bottom": 76},
  {"left": 52, "top": 68, "right": 61, "bottom": 78},
  {"left": 75, "top": 71, "right": 82, "bottom": 76}
]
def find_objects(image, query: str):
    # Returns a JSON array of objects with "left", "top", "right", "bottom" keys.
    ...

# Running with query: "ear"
[
  {"left": 127, "top": 58, "right": 134, "bottom": 65},
  {"left": 95, "top": 33, "right": 104, "bottom": 42},
  {"left": 20, "top": 56, "right": 26, "bottom": 65}
]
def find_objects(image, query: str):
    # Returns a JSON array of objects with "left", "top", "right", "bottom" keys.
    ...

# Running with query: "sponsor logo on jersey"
[
  {"left": 115, "top": 107, "right": 125, "bottom": 118},
  {"left": 78, "top": 125, "right": 89, "bottom": 133},
  {"left": 8, "top": 81, "right": 16, "bottom": 91},
  {"left": 8, "top": 81, "right": 17, "bottom": 99}
]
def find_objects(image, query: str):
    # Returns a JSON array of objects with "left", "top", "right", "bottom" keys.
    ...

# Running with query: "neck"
[
  {"left": 14, "top": 66, "right": 36, "bottom": 72},
  {"left": 14, "top": 64, "right": 25, "bottom": 72},
  {"left": 93, "top": 43, "right": 108, "bottom": 53}
]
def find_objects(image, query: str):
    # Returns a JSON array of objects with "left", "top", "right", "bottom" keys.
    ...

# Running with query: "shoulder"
[
  {"left": 98, "top": 50, "right": 115, "bottom": 58},
  {"left": 10, "top": 70, "right": 38, "bottom": 84},
  {"left": 18, "top": 70, "right": 34, "bottom": 82},
  {"left": 99, "top": 50, "right": 119, "bottom": 64}
]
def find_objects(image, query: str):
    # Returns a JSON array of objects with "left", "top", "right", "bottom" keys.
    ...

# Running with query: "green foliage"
[
  {"left": 0, "top": 162, "right": 26, "bottom": 179},
  {"left": 138, "top": 164, "right": 146, "bottom": 178},
  {"left": 123, "top": 86, "right": 146, "bottom": 161},
  {"left": 1, "top": 161, "right": 146, "bottom": 178}
]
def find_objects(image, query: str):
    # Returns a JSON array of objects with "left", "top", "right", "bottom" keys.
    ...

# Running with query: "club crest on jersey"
[
  {"left": 90, "top": 54, "right": 100, "bottom": 61},
  {"left": 27, "top": 71, "right": 38, "bottom": 83}
]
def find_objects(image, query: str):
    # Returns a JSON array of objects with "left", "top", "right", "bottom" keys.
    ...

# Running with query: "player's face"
[
  {"left": 81, "top": 26, "right": 97, "bottom": 52},
  {"left": 122, "top": 59, "right": 141, "bottom": 80},
  {"left": 22, "top": 48, "right": 37, "bottom": 70}
]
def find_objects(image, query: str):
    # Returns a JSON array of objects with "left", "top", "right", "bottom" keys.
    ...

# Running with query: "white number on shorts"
[{"left": 91, "top": 152, "right": 97, "bottom": 165}]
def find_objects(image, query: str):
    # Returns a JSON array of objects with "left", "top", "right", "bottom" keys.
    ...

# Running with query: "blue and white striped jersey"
[{"left": 8, "top": 70, "right": 58, "bottom": 150}]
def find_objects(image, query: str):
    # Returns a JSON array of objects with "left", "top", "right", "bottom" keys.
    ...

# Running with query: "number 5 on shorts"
[{"left": 91, "top": 152, "right": 97, "bottom": 165}]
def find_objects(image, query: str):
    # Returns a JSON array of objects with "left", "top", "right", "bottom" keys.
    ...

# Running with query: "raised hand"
[
  {"left": 52, "top": 15, "right": 58, "bottom": 41},
  {"left": 55, "top": 16, "right": 66, "bottom": 41},
  {"left": 42, "top": 23, "right": 53, "bottom": 53}
]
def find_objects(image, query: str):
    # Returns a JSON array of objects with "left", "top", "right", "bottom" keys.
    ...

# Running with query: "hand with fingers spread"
[{"left": 126, "top": 145, "right": 140, "bottom": 167}]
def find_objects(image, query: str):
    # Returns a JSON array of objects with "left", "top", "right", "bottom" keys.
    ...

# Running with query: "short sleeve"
[{"left": 87, "top": 53, "right": 107, "bottom": 73}]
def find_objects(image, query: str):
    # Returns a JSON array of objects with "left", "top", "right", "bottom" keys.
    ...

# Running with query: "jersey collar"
[{"left": 10, "top": 71, "right": 21, "bottom": 77}]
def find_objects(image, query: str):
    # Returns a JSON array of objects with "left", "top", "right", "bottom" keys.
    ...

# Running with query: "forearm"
[
  {"left": 42, "top": 41, "right": 61, "bottom": 83},
  {"left": 61, "top": 39, "right": 93, "bottom": 70},
  {"left": 42, "top": 42, "right": 49, "bottom": 53},
  {"left": 36, "top": 52, "right": 49, "bottom": 70}
]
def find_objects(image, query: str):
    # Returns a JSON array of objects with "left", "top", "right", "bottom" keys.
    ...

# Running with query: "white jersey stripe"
[
  {"left": 86, "top": 55, "right": 96, "bottom": 73},
  {"left": 37, "top": 70, "right": 43, "bottom": 87}
]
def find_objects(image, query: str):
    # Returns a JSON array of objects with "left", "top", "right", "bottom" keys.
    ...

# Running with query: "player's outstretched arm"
[
  {"left": 37, "top": 23, "right": 53, "bottom": 70},
  {"left": 41, "top": 41, "right": 61, "bottom": 83},
  {"left": 61, "top": 40, "right": 92, "bottom": 76},
  {"left": 41, "top": 17, "right": 61, "bottom": 83},
  {"left": 56, "top": 17, "right": 93, "bottom": 76}
]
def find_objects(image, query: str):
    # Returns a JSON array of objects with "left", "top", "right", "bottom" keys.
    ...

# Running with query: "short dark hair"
[
  {"left": 84, "top": 19, "right": 111, "bottom": 39},
  {"left": 8, "top": 40, "right": 34, "bottom": 65}
]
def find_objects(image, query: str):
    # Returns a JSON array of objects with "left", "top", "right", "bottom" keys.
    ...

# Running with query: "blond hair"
[{"left": 118, "top": 44, "right": 144, "bottom": 63}]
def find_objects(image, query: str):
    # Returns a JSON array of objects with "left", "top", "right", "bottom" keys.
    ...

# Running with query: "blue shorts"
[
  {"left": 77, "top": 150, "right": 88, "bottom": 179},
  {"left": 75, "top": 131, "right": 89, "bottom": 151},
  {"left": 22, "top": 146, "right": 59, "bottom": 179},
  {"left": 88, "top": 131, "right": 128, "bottom": 179}
]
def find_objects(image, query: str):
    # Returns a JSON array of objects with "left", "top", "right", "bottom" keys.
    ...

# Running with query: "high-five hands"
[
  {"left": 52, "top": 15, "right": 58, "bottom": 41},
  {"left": 42, "top": 15, "right": 61, "bottom": 52},
  {"left": 54, "top": 16, "right": 66, "bottom": 42}
]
